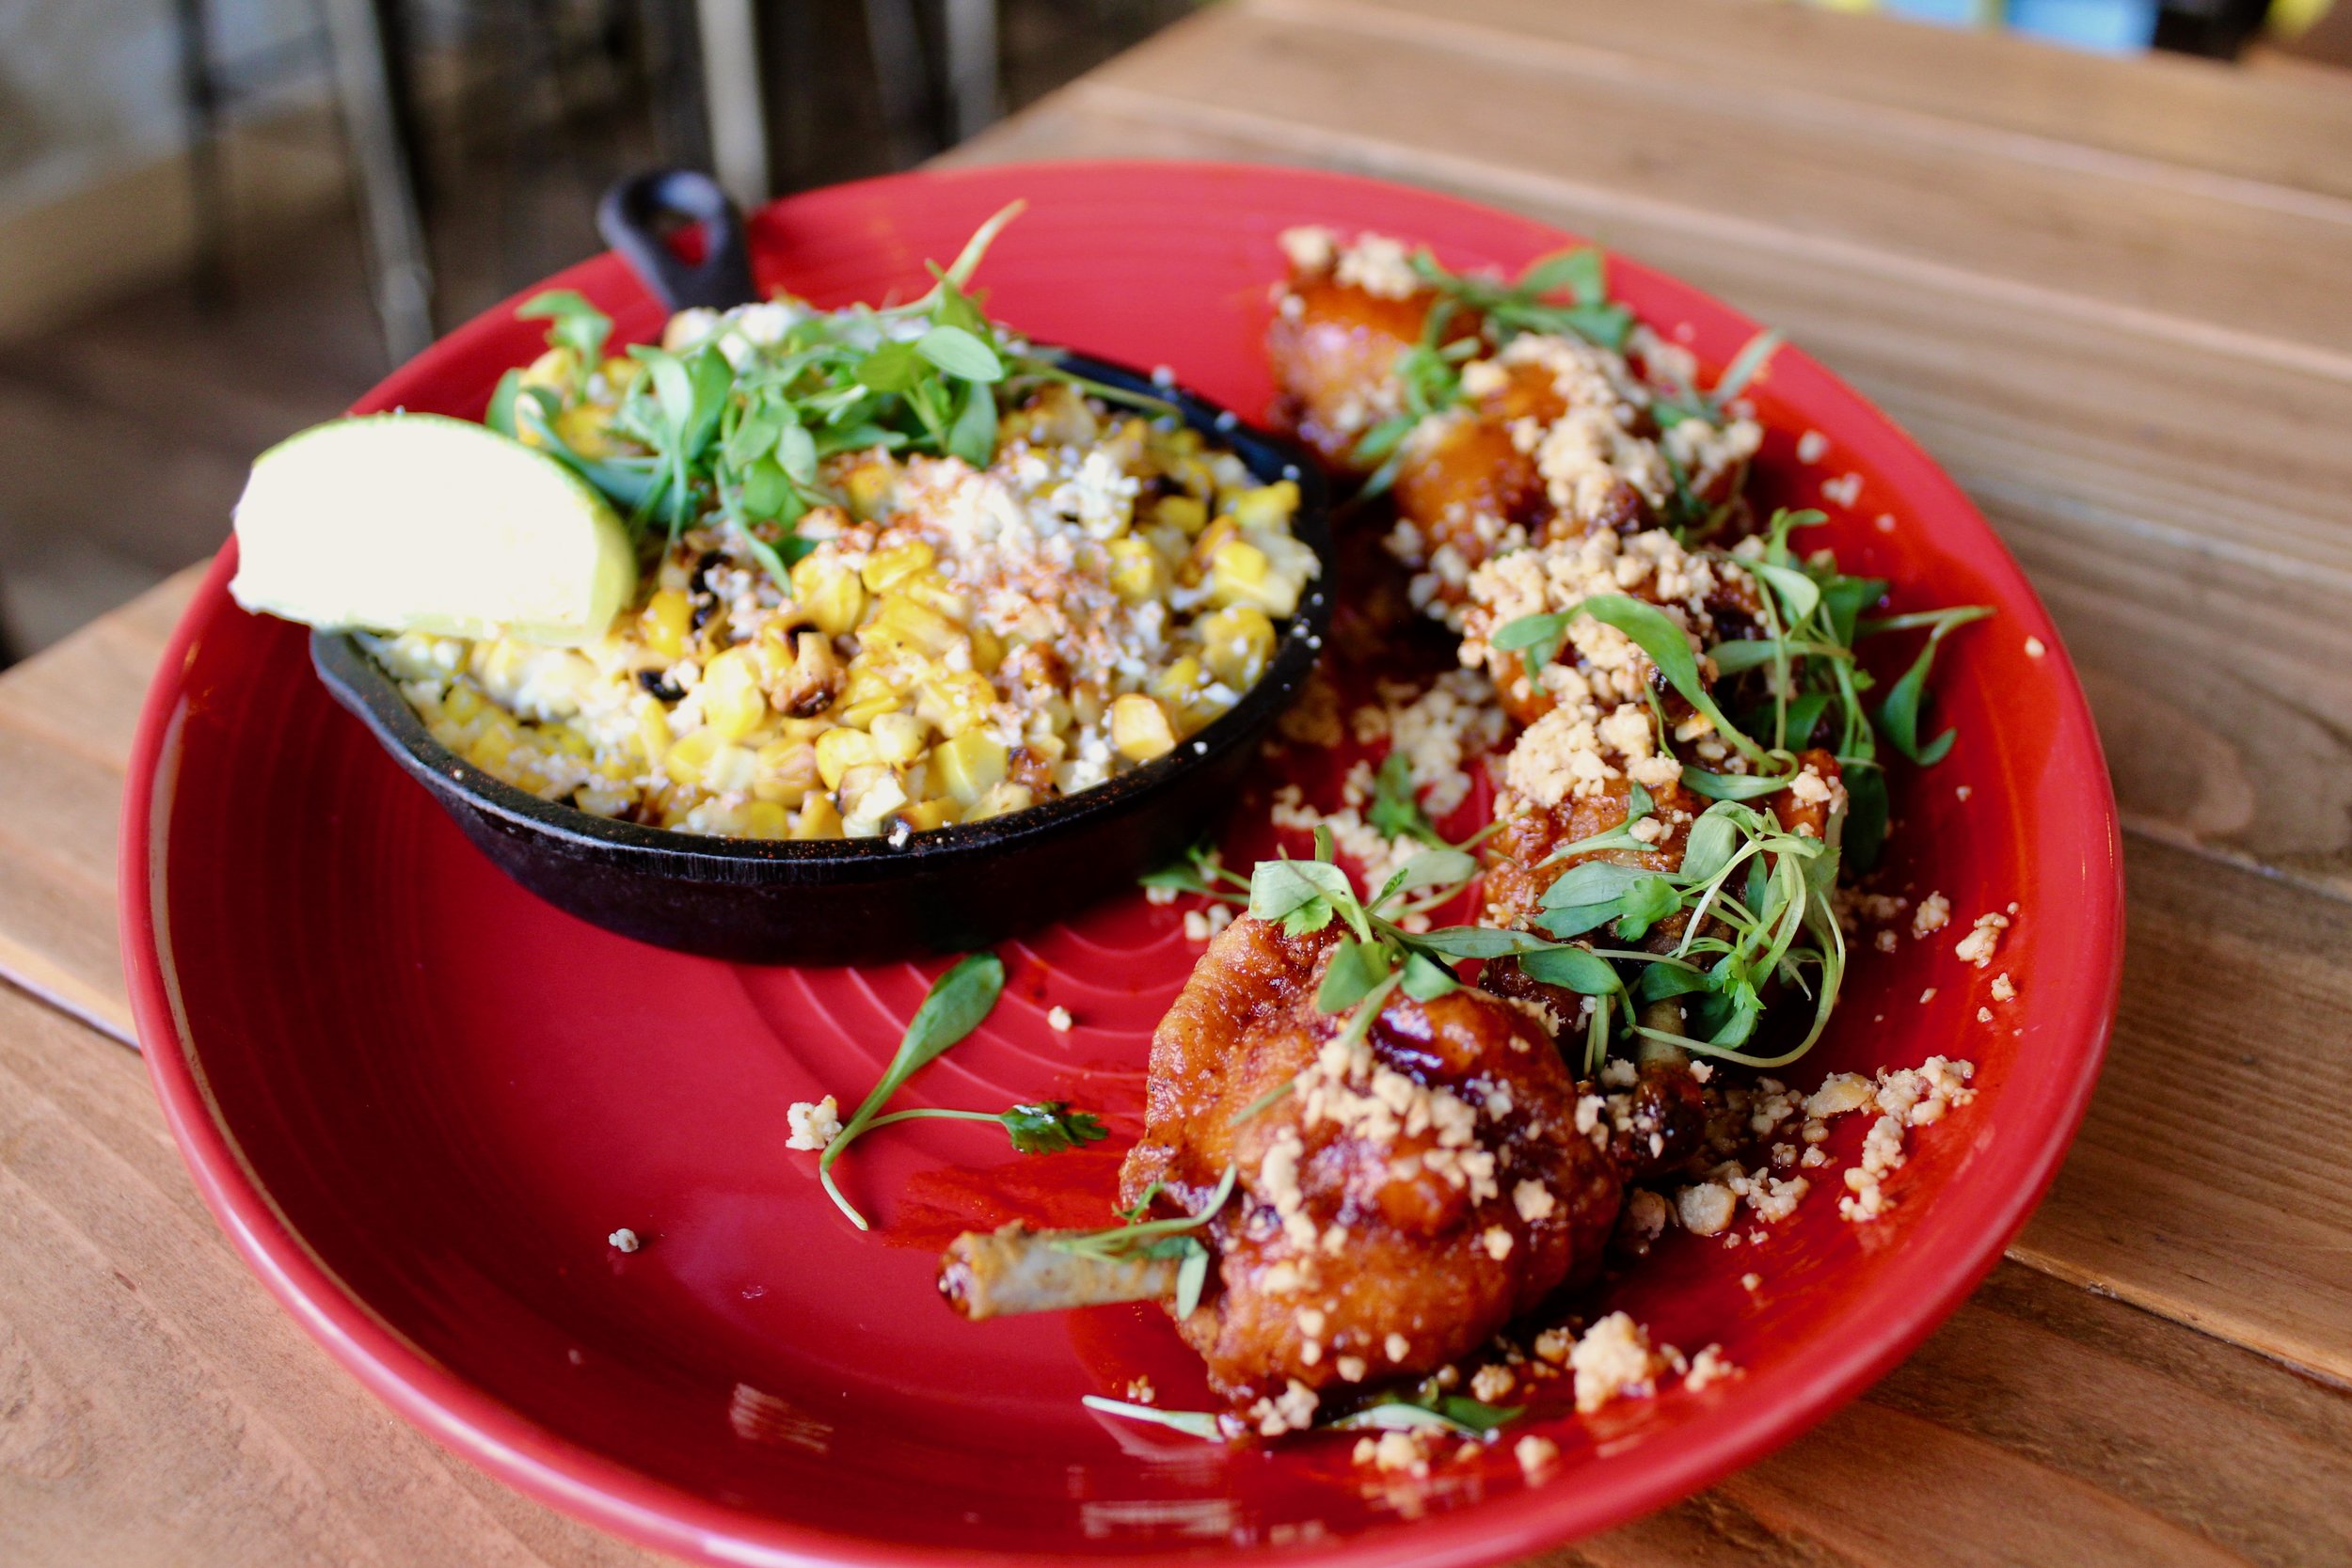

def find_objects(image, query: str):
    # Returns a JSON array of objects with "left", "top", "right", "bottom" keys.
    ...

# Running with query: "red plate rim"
[{"left": 118, "top": 159, "right": 2124, "bottom": 1568}]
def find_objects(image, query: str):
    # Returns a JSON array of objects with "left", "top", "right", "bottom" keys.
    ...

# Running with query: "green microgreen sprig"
[
  {"left": 1492, "top": 593, "right": 1765, "bottom": 767},
  {"left": 813, "top": 954, "right": 1104, "bottom": 1229},
  {"left": 1366, "top": 750, "right": 1446, "bottom": 847},
  {"left": 1080, "top": 1387, "right": 1524, "bottom": 1444},
  {"left": 1331, "top": 1392, "right": 1525, "bottom": 1435},
  {"left": 1137, "top": 842, "right": 1251, "bottom": 906},
  {"left": 1413, "top": 245, "right": 1635, "bottom": 352},
  {"left": 486, "top": 202, "right": 1163, "bottom": 588},
  {"left": 856, "top": 1101, "right": 1107, "bottom": 1155},
  {"left": 1079, "top": 1396, "right": 1229, "bottom": 1440}
]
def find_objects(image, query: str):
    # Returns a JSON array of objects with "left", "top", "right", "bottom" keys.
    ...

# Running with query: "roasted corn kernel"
[
  {"left": 642, "top": 588, "right": 692, "bottom": 662},
  {"left": 815, "top": 727, "right": 879, "bottom": 789},
  {"left": 699, "top": 647, "right": 767, "bottom": 741},
  {"left": 930, "top": 732, "right": 1009, "bottom": 804},
  {"left": 1110, "top": 693, "right": 1178, "bottom": 761},
  {"left": 1198, "top": 605, "right": 1277, "bottom": 689},
  {"left": 790, "top": 556, "right": 866, "bottom": 638}
]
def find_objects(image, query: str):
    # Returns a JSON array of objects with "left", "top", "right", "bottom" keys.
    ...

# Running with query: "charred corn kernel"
[
  {"left": 968, "top": 625, "right": 1005, "bottom": 674},
  {"left": 839, "top": 765, "right": 908, "bottom": 831},
  {"left": 635, "top": 705, "right": 672, "bottom": 770},
  {"left": 835, "top": 693, "right": 901, "bottom": 729},
  {"left": 1210, "top": 539, "right": 1268, "bottom": 594},
  {"left": 518, "top": 345, "right": 577, "bottom": 393},
  {"left": 789, "top": 556, "right": 865, "bottom": 638},
  {"left": 791, "top": 792, "right": 843, "bottom": 839},
  {"left": 765, "top": 631, "right": 838, "bottom": 718},
  {"left": 577, "top": 784, "right": 633, "bottom": 818},
  {"left": 751, "top": 621, "right": 794, "bottom": 684},
  {"left": 471, "top": 640, "right": 525, "bottom": 691},
  {"left": 916, "top": 671, "right": 996, "bottom": 738},
  {"left": 1183, "top": 515, "right": 1238, "bottom": 585},
  {"left": 898, "top": 798, "right": 956, "bottom": 833},
  {"left": 840, "top": 660, "right": 900, "bottom": 706},
  {"left": 1208, "top": 539, "right": 1302, "bottom": 616},
  {"left": 663, "top": 729, "right": 721, "bottom": 787},
  {"left": 742, "top": 800, "right": 791, "bottom": 839},
  {"left": 897, "top": 572, "right": 970, "bottom": 622},
  {"left": 1149, "top": 656, "right": 1206, "bottom": 715},
  {"left": 1023, "top": 706, "right": 1071, "bottom": 750},
  {"left": 771, "top": 715, "right": 830, "bottom": 744},
  {"left": 1198, "top": 605, "right": 1277, "bottom": 688},
  {"left": 966, "top": 780, "right": 1037, "bottom": 822},
  {"left": 840, "top": 456, "right": 898, "bottom": 519},
  {"left": 546, "top": 723, "right": 593, "bottom": 760},
  {"left": 442, "top": 683, "right": 484, "bottom": 724},
  {"left": 1155, "top": 493, "right": 1208, "bottom": 535},
  {"left": 752, "top": 740, "right": 819, "bottom": 804},
  {"left": 860, "top": 540, "right": 935, "bottom": 594},
  {"left": 815, "top": 726, "right": 879, "bottom": 789},
  {"left": 862, "top": 594, "right": 961, "bottom": 660},
  {"left": 467, "top": 729, "right": 514, "bottom": 770},
  {"left": 700, "top": 647, "right": 767, "bottom": 741},
  {"left": 869, "top": 711, "right": 928, "bottom": 765},
  {"left": 555, "top": 404, "right": 615, "bottom": 458},
  {"left": 1109, "top": 693, "right": 1178, "bottom": 761},
  {"left": 1107, "top": 537, "right": 1168, "bottom": 602},
  {"left": 642, "top": 588, "right": 692, "bottom": 662},
  {"left": 930, "top": 733, "right": 1008, "bottom": 805},
  {"left": 1229, "top": 480, "right": 1299, "bottom": 529}
]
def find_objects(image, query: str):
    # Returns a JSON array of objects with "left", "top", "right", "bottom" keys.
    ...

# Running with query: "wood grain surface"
[{"left": 5, "top": 0, "right": 2350, "bottom": 1561}]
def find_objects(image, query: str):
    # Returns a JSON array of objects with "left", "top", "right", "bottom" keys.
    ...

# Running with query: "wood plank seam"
[
  {"left": 1059, "top": 78, "right": 2352, "bottom": 387},
  {"left": 1252, "top": 0, "right": 2352, "bottom": 231},
  {"left": 1952, "top": 467, "right": 2352, "bottom": 605}
]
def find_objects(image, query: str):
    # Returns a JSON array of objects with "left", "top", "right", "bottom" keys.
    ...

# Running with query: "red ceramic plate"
[{"left": 121, "top": 162, "right": 2121, "bottom": 1567}]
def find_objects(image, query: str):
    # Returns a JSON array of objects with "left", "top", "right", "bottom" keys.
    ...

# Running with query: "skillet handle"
[{"left": 596, "top": 169, "right": 757, "bottom": 313}]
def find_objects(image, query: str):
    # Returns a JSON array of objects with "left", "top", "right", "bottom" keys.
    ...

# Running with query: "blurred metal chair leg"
[
  {"left": 695, "top": 0, "right": 772, "bottom": 210},
  {"left": 318, "top": 0, "right": 437, "bottom": 362},
  {"left": 172, "top": 0, "right": 235, "bottom": 306},
  {"left": 941, "top": 0, "right": 1000, "bottom": 143},
  {"left": 863, "top": 0, "right": 929, "bottom": 167}
]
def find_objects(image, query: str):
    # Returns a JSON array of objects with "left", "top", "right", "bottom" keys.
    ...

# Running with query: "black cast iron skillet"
[{"left": 311, "top": 169, "right": 1331, "bottom": 965}]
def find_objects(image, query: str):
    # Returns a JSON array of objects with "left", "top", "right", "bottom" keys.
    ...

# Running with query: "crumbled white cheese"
[
  {"left": 787, "top": 1096, "right": 842, "bottom": 1151},
  {"left": 1955, "top": 911, "right": 2010, "bottom": 968},
  {"left": 1912, "top": 891, "right": 1951, "bottom": 940}
]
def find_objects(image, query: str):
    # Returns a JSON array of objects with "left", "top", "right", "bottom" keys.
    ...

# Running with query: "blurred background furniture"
[
  {"left": 5, "top": 5, "right": 2352, "bottom": 1564},
  {"left": 0, "top": 0, "right": 1196, "bottom": 658}
]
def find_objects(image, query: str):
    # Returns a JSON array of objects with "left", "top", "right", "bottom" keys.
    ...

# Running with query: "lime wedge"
[{"left": 230, "top": 413, "right": 638, "bottom": 647}]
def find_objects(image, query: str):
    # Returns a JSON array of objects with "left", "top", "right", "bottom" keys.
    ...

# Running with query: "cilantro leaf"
[
  {"left": 1869, "top": 606, "right": 1992, "bottom": 765},
  {"left": 818, "top": 953, "right": 1006, "bottom": 1229},
  {"left": 1367, "top": 750, "right": 1443, "bottom": 846}
]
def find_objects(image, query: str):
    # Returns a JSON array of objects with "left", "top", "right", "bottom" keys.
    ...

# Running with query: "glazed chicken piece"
[
  {"left": 1384, "top": 353, "right": 1652, "bottom": 619},
  {"left": 1266, "top": 251, "right": 1462, "bottom": 475},
  {"left": 942, "top": 913, "right": 1624, "bottom": 1428},
  {"left": 1117, "top": 915, "right": 1623, "bottom": 1423}
]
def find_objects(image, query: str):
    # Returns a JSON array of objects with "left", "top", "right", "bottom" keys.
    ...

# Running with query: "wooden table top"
[{"left": 6, "top": 1, "right": 2349, "bottom": 1562}]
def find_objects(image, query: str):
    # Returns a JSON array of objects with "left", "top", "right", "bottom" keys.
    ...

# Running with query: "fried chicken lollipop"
[{"left": 942, "top": 915, "right": 1621, "bottom": 1430}]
